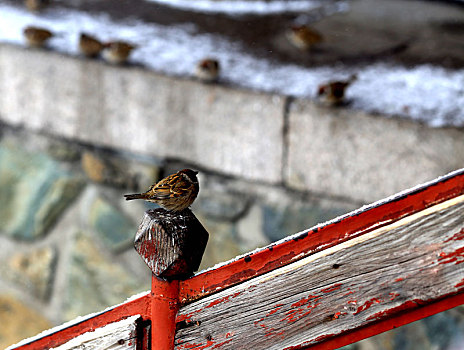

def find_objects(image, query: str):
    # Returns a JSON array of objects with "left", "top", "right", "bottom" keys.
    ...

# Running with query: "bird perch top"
[{"left": 134, "top": 208, "right": 209, "bottom": 280}]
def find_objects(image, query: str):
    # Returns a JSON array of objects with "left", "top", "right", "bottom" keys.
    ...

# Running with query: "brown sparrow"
[
  {"left": 124, "top": 169, "right": 199, "bottom": 212},
  {"left": 25, "top": 0, "right": 49, "bottom": 12},
  {"left": 79, "top": 33, "right": 104, "bottom": 58},
  {"left": 23, "top": 26, "right": 53, "bottom": 48},
  {"left": 318, "top": 75, "right": 357, "bottom": 106},
  {"left": 102, "top": 41, "right": 136, "bottom": 64},
  {"left": 286, "top": 25, "right": 323, "bottom": 51},
  {"left": 195, "top": 59, "right": 220, "bottom": 82}
]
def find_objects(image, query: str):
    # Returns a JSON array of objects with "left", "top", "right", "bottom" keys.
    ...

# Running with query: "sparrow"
[
  {"left": 25, "top": 0, "right": 49, "bottom": 12},
  {"left": 124, "top": 169, "right": 199, "bottom": 212},
  {"left": 23, "top": 26, "right": 53, "bottom": 48},
  {"left": 195, "top": 59, "right": 220, "bottom": 83},
  {"left": 102, "top": 41, "right": 136, "bottom": 64},
  {"left": 286, "top": 25, "right": 323, "bottom": 51},
  {"left": 317, "top": 75, "right": 357, "bottom": 106},
  {"left": 79, "top": 33, "right": 104, "bottom": 58}
]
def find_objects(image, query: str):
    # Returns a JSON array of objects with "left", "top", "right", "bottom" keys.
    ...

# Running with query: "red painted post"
[{"left": 151, "top": 275, "right": 180, "bottom": 350}]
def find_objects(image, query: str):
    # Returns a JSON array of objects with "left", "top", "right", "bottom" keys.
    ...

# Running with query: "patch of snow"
[
  {"left": 0, "top": 3, "right": 463, "bottom": 127},
  {"left": 145, "top": 0, "right": 347, "bottom": 16},
  {"left": 6, "top": 291, "right": 149, "bottom": 350},
  {"left": 197, "top": 168, "right": 464, "bottom": 275}
]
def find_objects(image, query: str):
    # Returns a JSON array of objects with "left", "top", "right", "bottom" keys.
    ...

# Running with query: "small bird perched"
[
  {"left": 195, "top": 59, "right": 220, "bottom": 83},
  {"left": 102, "top": 41, "right": 136, "bottom": 64},
  {"left": 124, "top": 169, "right": 199, "bottom": 212},
  {"left": 23, "top": 26, "right": 53, "bottom": 48},
  {"left": 25, "top": 0, "right": 49, "bottom": 12},
  {"left": 79, "top": 33, "right": 104, "bottom": 58},
  {"left": 317, "top": 75, "right": 357, "bottom": 106},
  {"left": 286, "top": 25, "right": 323, "bottom": 51}
]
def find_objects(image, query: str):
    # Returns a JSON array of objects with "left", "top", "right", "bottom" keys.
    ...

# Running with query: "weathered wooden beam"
[
  {"left": 175, "top": 195, "right": 464, "bottom": 350},
  {"left": 50, "top": 315, "right": 140, "bottom": 350},
  {"left": 179, "top": 169, "right": 464, "bottom": 303}
]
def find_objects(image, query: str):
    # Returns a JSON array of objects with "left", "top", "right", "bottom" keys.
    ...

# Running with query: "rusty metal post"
[{"left": 151, "top": 275, "right": 180, "bottom": 350}]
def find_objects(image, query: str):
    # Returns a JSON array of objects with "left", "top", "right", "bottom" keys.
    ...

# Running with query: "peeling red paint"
[
  {"left": 366, "top": 300, "right": 419, "bottom": 321},
  {"left": 455, "top": 279, "right": 464, "bottom": 289},
  {"left": 291, "top": 295, "right": 321, "bottom": 308},
  {"left": 355, "top": 297, "right": 383, "bottom": 315},
  {"left": 176, "top": 340, "right": 214, "bottom": 350},
  {"left": 205, "top": 291, "right": 242, "bottom": 309},
  {"left": 266, "top": 304, "right": 285, "bottom": 316},
  {"left": 389, "top": 292, "right": 400, "bottom": 301},
  {"left": 438, "top": 247, "right": 464, "bottom": 265},
  {"left": 321, "top": 283, "right": 342, "bottom": 293},
  {"left": 395, "top": 278, "right": 404, "bottom": 282},
  {"left": 445, "top": 228, "right": 464, "bottom": 242}
]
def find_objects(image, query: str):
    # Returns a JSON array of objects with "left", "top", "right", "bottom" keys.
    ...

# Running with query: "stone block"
[
  {"left": 0, "top": 142, "right": 84, "bottom": 240},
  {"left": 0, "top": 45, "right": 285, "bottom": 184},
  {"left": 89, "top": 197, "right": 137, "bottom": 251},
  {"left": 64, "top": 231, "right": 147, "bottom": 320},
  {"left": 286, "top": 100, "right": 464, "bottom": 203},
  {"left": 3, "top": 246, "right": 57, "bottom": 301}
]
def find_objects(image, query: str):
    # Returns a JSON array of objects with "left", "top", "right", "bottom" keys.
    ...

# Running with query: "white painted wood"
[
  {"left": 175, "top": 196, "right": 464, "bottom": 350},
  {"left": 51, "top": 315, "right": 140, "bottom": 350}
]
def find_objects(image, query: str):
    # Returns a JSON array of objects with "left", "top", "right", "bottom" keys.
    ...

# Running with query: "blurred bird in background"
[
  {"left": 102, "top": 41, "right": 136, "bottom": 64},
  {"left": 23, "top": 26, "right": 53, "bottom": 48},
  {"left": 317, "top": 75, "right": 357, "bottom": 106},
  {"left": 286, "top": 25, "right": 323, "bottom": 51},
  {"left": 124, "top": 169, "right": 199, "bottom": 212},
  {"left": 195, "top": 58, "right": 220, "bottom": 83},
  {"left": 79, "top": 33, "right": 104, "bottom": 58},
  {"left": 24, "top": 0, "right": 49, "bottom": 12}
]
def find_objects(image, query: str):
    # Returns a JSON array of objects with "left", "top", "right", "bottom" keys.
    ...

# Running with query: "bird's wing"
[{"left": 152, "top": 175, "right": 191, "bottom": 199}]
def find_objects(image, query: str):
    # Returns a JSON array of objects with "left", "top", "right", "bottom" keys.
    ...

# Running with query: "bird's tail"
[{"left": 124, "top": 193, "right": 146, "bottom": 201}]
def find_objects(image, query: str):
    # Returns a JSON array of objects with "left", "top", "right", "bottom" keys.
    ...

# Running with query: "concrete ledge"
[
  {"left": 0, "top": 44, "right": 285, "bottom": 183},
  {"left": 285, "top": 100, "right": 464, "bottom": 202}
]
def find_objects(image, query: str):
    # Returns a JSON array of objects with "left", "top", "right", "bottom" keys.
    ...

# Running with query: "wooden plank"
[
  {"left": 50, "top": 315, "right": 140, "bottom": 350},
  {"left": 8, "top": 293, "right": 151, "bottom": 350},
  {"left": 179, "top": 169, "right": 464, "bottom": 304},
  {"left": 175, "top": 195, "right": 464, "bottom": 350}
]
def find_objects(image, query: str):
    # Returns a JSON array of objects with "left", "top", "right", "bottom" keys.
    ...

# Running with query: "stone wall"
[{"left": 0, "top": 43, "right": 463, "bottom": 349}]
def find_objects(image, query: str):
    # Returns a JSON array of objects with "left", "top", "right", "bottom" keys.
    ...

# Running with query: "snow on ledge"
[
  {"left": 0, "top": 3, "right": 462, "bottom": 127},
  {"left": 144, "top": 0, "right": 346, "bottom": 15}
]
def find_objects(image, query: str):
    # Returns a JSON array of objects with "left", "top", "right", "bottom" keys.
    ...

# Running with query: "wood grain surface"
[{"left": 175, "top": 196, "right": 464, "bottom": 350}]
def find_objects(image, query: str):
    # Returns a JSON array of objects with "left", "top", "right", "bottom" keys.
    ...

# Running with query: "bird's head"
[{"left": 180, "top": 169, "right": 199, "bottom": 182}]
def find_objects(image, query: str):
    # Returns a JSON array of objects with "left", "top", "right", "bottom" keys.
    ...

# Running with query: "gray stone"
[
  {"left": 3, "top": 246, "right": 57, "bottom": 301},
  {"left": 196, "top": 214, "right": 241, "bottom": 270},
  {"left": 262, "top": 201, "right": 350, "bottom": 242},
  {"left": 0, "top": 143, "right": 84, "bottom": 240},
  {"left": 47, "top": 140, "right": 82, "bottom": 162},
  {"left": 192, "top": 189, "right": 250, "bottom": 221},
  {"left": 0, "top": 45, "right": 285, "bottom": 184},
  {"left": 236, "top": 204, "right": 270, "bottom": 253},
  {"left": 89, "top": 197, "right": 137, "bottom": 251},
  {"left": 64, "top": 231, "right": 147, "bottom": 320},
  {"left": 81, "top": 151, "right": 159, "bottom": 191},
  {"left": 286, "top": 99, "right": 464, "bottom": 203}
]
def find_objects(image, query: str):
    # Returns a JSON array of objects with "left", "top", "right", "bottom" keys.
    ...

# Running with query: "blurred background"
[{"left": 0, "top": 0, "right": 463, "bottom": 348}]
